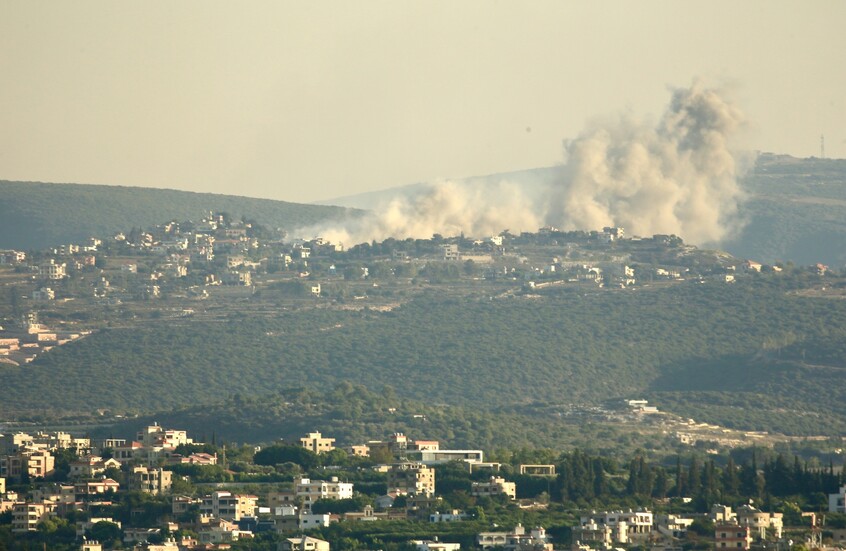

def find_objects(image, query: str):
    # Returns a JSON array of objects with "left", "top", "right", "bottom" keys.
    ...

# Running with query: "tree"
[
  {"left": 253, "top": 445, "right": 318, "bottom": 470},
  {"left": 87, "top": 520, "right": 122, "bottom": 546}
]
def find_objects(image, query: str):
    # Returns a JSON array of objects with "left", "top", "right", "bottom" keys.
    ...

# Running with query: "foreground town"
[{"left": 1, "top": 423, "right": 846, "bottom": 551}]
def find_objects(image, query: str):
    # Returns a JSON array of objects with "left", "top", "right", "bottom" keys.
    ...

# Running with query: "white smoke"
[
  {"left": 552, "top": 80, "right": 747, "bottom": 244},
  {"left": 299, "top": 81, "right": 747, "bottom": 246}
]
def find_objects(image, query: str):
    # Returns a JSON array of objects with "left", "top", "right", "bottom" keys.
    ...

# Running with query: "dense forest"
[{"left": 3, "top": 271, "right": 846, "bottom": 437}]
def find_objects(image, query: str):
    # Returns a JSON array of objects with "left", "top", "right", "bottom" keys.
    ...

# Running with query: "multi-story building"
[
  {"left": 136, "top": 423, "right": 192, "bottom": 449},
  {"left": 200, "top": 491, "right": 258, "bottom": 521},
  {"left": 386, "top": 463, "right": 435, "bottom": 496},
  {"left": 736, "top": 505, "right": 783, "bottom": 539},
  {"left": 0, "top": 449, "right": 55, "bottom": 480},
  {"left": 69, "top": 456, "right": 121, "bottom": 478},
  {"left": 296, "top": 477, "right": 353, "bottom": 509},
  {"left": 576, "top": 509, "right": 654, "bottom": 544},
  {"left": 130, "top": 466, "right": 172, "bottom": 495},
  {"left": 300, "top": 432, "right": 335, "bottom": 454},
  {"left": 830, "top": 485, "right": 846, "bottom": 513},
  {"left": 39, "top": 260, "right": 67, "bottom": 280},
  {"left": 471, "top": 477, "right": 516, "bottom": 500},
  {"left": 715, "top": 523, "right": 752, "bottom": 550},
  {"left": 12, "top": 502, "right": 57, "bottom": 533}
]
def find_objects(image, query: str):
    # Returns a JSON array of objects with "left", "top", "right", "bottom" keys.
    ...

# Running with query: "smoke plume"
[{"left": 299, "top": 81, "right": 747, "bottom": 247}]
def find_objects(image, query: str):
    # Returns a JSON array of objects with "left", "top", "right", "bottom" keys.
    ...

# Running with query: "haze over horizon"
[{"left": 1, "top": 1, "right": 845, "bottom": 204}]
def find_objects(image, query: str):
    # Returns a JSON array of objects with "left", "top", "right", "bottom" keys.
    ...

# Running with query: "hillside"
[
  {"left": 3, "top": 273, "right": 846, "bottom": 437},
  {"left": 320, "top": 155, "right": 846, "bottom": 266},
  {"left": 0, "top": 181, "right": 358, "bottom": 250}
]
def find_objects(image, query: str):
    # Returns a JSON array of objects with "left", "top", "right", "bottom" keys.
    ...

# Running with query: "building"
[
  {"left": 12, "top": 501, "right": 57, "bottom": 533},
  {"left": 296, "top": 477, "right": 353, "bottom": 508},
  {"left": 136, "top": 423, "right": 192, "bottom": 449},
  {"left": 715, "top": 523, "right": 752, "bottom": 550},
  {"left": 300, "top": 432, "right": 335, "bottom": 454},
  {"left": 477, "top": 524, "right": 552, "bottom": 551},
  {"left": 519, "top": 465, "right": 555, "bottom": 476},
  {"left": 39, "top": 259, "right": 67, "bottom": 280},
  {"left": 200, "top": 491, "right": 258, "bottom": 521},
  {"left": 413, "top": 540, "right": 461, "bottom": 551},
  {"left": 74, "top": 478, "right": 120, "bottom": 496},
  {"left": 736, "top": 504, "right": 783, "bottom": 539},
  {"left": 471, "top": 477, "right": 516, "bottom": 500},
  {"left": 69, "top": 456, "right": 121, "bottom": 479},
  {"left": 405, "top": 449, "right": 484, "bottom": 466},
  {"left": 386, "top": 463, "right": 436, "bottom": 496},
  {"left": 280, "top": 536, "right": 330, "bottom": 551},
  {"left": 130, "top": 466, "right": 172, "bottom": 495},
  {"left": 575, "top": 510, "right": 654, "bottom": 545},
  {"left": 0, "top": 449, "right": 55, "bottom": 480},
  {"left": 830, "top": 485, "right": 846, "bottom": 513}
]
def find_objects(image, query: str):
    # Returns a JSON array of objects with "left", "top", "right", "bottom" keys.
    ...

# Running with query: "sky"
[{"left": 1, "top": 1, "right": 844, "bottom": 204}]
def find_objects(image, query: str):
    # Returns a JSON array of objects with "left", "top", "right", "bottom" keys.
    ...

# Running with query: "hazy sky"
[{"left": 1, "top": 1, "right": 844, "bottom": 204}]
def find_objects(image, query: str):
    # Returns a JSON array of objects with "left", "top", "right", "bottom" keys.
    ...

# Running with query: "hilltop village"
[
  {"left": 2, "top": 210, "right": 831, "bottom": 366},
  {"left": 2, "top": 423, "right": 846, "bottom": 551}
]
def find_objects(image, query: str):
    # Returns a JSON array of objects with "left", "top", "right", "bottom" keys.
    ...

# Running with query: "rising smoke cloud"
[{"left": 299, "top": 81, "right": 747, "bottom": 247}]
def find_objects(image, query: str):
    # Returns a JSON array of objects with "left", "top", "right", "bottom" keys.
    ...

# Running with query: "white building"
[
  {"left": 830, "top": 485, "right": 846, "bottom": 513},
  {"left": 296, "top": 477, "right": 353, "bottom": 508}
]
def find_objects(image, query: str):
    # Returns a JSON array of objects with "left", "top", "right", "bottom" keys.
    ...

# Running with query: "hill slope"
[
  {"left": 0, "top": 181, "right": 357, "bottom": 250},
  {"left": 3, "top": 275, "right": 845, "bottom": 436}
]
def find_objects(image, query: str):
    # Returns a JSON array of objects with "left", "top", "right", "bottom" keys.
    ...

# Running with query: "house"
[
  {"left": 74, "top": 478, "right": 120, "bottom": 496},
  {"left": 715, "top": 523, "right": 751, "bottom": 550},
  {"left": 12, "top": 501, "right": 57, "bottom": 533},
  {"left": 0, "top": 448, "right": 55, "bottom": 479},
  {"left": 39, "top": 259, "right": 67, "bottom": 280},
  {"left": 280, "top": 535, "right": 330, "bottom": 551},
  {"left": 300, "top": 431, "right": 335, "bottom": 454},
  {"left": 736, "top": 504, "right": 783, "bottom": 539},
  {"left": 136, "top": 423, "right": 193, "bottom": 449},
  {"left": 296, "top": 477, "right": 353, "bottom": 509},
  {"left": 32, "top": 287, "right": 55, "bottom": 301},
  {"left": 198, "top": 517, "right": 251, "bottom": 544},
  {"left": 471, "top": 476, "right": 516, "bottom": 500},
  {"left": 386, "top": 463, "right": 436, "bottom": 496},
  {"left": 477, "top": 524, "right": 552, "bottom": 551},
  {"left": 413, "top": 540, "right": 461, "bottom": 551},
  {"left": 130, "top": 466, "right": 172, "bottom": 494},
  {"left": 69, "top": 456, "right": 121, "bottom": 479},
  {"left": 830, "top": 484, "right": 846, "bottom": 513},
  {"left": 440, "top": 244, "right": 460, "bottom": 261},
  {"left": 575, "top": 509, "right": 653, "bottom": 545},
  {"left": 200, "top": 491, "right": 258, "bottom": 521}
]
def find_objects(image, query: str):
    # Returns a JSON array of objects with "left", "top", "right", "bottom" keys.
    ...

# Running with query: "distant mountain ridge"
[{"left": 0, "top": 181, "right": 358, "bottom": 250}]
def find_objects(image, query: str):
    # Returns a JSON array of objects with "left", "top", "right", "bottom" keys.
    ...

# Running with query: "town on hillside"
[{"left": 1, "top": 211, "right": 837, "bottom": 365}]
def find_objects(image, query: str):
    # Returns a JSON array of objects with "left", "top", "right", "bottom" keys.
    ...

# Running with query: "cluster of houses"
[
  {"left": 0, "top": 311, "right": 90, "bottom": 366},
  {"left": 4, "top": 423, "right": 846, "bottom": 551},
  {"left": 1, "top": 214, "right": 805, "bottom": 323},
  {"left": 0, "top": 425, "right": 540, "bottom": 550}
]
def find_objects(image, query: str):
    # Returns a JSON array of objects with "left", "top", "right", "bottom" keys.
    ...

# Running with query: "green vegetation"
[{"left": 3, "top": 271, "right": 846, "bottom": 440}]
